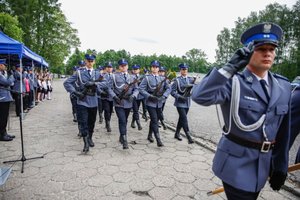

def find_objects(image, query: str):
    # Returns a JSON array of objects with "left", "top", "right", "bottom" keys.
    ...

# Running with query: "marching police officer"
[
  {"left": 0, "top": 59, "right": 15, "bottom": 141},
  {"left": 101, "top": 61, "right": 114, "bottom": 132},
  {"left": 139, "top": 60, "right": 171, "bottom": 147},
  {"left": 70, "top": 66, "right": 79, "bottom": 122},
  {"left": 290, "top": 86, "right": 300, "bottom": 163},
  {"left": 171, "top": 63, "right": 194, "bottom": 144},
  {"left": 130, "top": 64, "right": 144, "bottom": 130},
  {"left": 109, "top": 59, "right": 138, "bottom": 149},
  {"left": 96, "top": 65, "right": 104, "bottom": 123},
  {"left": 192, "top": 22, "right": 291, "bottom": 199},
  {"left": 158, "top": 66, "right": 168, "bottom": 130},
  {"left": 64, "top": 54, "right": 108, "bottom": 153}
]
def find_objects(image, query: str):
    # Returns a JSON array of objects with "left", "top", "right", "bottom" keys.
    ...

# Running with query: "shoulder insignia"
[{"left": 273, "top": 73, "right": 289, "bottom": 82}]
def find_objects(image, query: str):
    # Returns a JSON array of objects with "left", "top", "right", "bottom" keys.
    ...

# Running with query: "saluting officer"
[
  {"left": 139, "top": 60, "right": 171, "bottom": 147},
  {"left": 130, "top": 64, "right": 143, "bottom": 130},
  {"left": 64, "top": 54, "right": 108, "bottom": 153},
  {"left": 289, "top": 86, "right": 300, "bottom": 164},
  {"left": 101, "top": 61, "right": 114, "bottom": 132},
  {"left": 0, "top": 59, "right": 15, "bottom": 141},
  {"left": 109, "top": 59, "right": 138, "bottom": 149},
  {"left": 192, "top": 23, "right": 291, "bottom": 199},
  {"left": 171, "top": 63, "right": 194, "bottom": 144}
]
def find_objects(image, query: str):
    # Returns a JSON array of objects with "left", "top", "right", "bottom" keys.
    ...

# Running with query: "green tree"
[{"left": 0, "top": 12, "right": 23, "bottom": 41}]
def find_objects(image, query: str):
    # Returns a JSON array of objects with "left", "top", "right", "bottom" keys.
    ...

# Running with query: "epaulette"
[
  {"left": 78, "top": 67, "right": 85, "bottom": 71},
  {"left": 272, "top": 73, "right": 289, "bottom": 82}
]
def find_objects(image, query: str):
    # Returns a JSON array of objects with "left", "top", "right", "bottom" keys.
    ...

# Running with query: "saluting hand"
[{"left": 222, "top": 42, "right": 254, "bottom": 75}]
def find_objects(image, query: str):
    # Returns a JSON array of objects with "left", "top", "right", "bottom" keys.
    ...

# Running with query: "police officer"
[
  {"left": 64, "top": 54, "right": 108, "bottom": 153},
  {"left": 0, "top": 59, "right": 15, "bottom": 141},
  {"left": 171, "top": 63, "right": 194, "bottom": 144},
  {"left": 158, "top": 66, "right": 168, "bottom": 130},
  {"left": 141, "top": 68, "right": 150, "bottom": 121},
  {"left": 12, "top": 64, "right": 26, "bottom": 117},
  {"left": 130, "top": 64, "right": 143, "bottom": 130},
  {"left": 101, "top": 61, "right": 114, "bottom": 132},
  {"left": 70, "top": 66, "right": 79, "bottom": 122},
  {"left": 289, "top": 86, "right": 300, "bottom": 163},
  {"left": 109, "top": 59, "right": 138, "bottom": 149},
  {"left": 96, "top": 65, "right": 104, "bottom": 123},
  {"left": 139, "top": 60, "right": 171, "bottom": 147},
  {"left": 192, "top": 22, "right": 291, "bottom": 199},
  {"left": 26, "top": 67, "right": 35, "bottom": 109}
]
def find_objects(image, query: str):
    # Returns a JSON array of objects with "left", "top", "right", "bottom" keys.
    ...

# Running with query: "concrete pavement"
[{"left": 0, "top": 79, "right": 298, "bottom": 200}]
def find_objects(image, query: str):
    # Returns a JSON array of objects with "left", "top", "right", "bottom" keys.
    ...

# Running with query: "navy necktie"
[
  {"left": 88, "top": 70, "right": 91, "bottom": 77},
  {"left": 260, "top": 79, "right": 270, "bottom": 102}
]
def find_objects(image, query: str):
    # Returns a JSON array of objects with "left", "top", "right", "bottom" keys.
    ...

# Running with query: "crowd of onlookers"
[
  {"left": 0, "top": 58, "right": 53, "bottom": 142},
  {"left": 10, "top": 65, "right": 53, "bottom": 117}
]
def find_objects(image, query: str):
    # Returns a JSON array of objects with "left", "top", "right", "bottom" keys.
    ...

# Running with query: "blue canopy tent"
[
  {"left": 0, "top": 31, "right": 49, "bottom": 117},
  {"left": 0, "top": 31, "right": 48, "bottom": 67}
]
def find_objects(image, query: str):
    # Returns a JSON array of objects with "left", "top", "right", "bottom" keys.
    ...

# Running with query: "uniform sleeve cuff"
[{"left": 218, "top": 68, "right": 232, "bottom": 79}]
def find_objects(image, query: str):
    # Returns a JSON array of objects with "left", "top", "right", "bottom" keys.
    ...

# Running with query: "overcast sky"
[{"left": 59, "top": 0, "right": 296, "bottom": 63}]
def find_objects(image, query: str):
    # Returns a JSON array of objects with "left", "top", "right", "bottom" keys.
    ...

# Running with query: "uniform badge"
[
  {"left": 246, "top": 76, "right": 253, "bottom": 82},
  {"left": 263, "top": 23, "right": 272, "bottom": 33}
]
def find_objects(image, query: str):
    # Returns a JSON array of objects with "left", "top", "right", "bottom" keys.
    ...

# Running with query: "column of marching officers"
[{"left": 64, "top": 54, "right": 195, "bottom": 153}]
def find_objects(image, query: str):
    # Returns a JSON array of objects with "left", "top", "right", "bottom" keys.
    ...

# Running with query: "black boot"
[
  {"left": 119, "top": 135, "right": 123, "bottom": 144},
  {"left": 142, "top": 112, "right": 148, "bottom": 121},
  {"left": 99, "top": 115, "right": 103, "bottom": 124},
  {"left": 131, "top": 119, "right": 136, "bottom": 128},
  {"left": 174, "top": 131, "right": 182, "bottom": 141},
  {"left": 154, "top": 132, "right": 164, "bottom": 147},
  {"left": 161, "top": 120, "right": 167, "bottom": 130},
  {"left": 88, "top": 132, "right": 94, "bottom": 147},
  {"left": 136, "top": 120, "right": 142, "bottom": 130},
  {"left": 106, "top": 120, "right": 111, "bottom": 132},
  {"left": 73, "top": 113, "right": 77, "bottom": 122},
  {"left": 147, "top": 128, "right": 154, "bottom": 143},
  {"left": 185, "top": 132, "right": 194, "bottom": 144},
  {"left": 122, "top": 135, "right": 129, "bottom": 149},
  {"left": 83, "top": 136, "right": 89, "bottom": 153}
]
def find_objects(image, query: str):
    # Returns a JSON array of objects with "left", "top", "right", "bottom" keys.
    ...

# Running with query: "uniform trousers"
[
  {"left": 70, "top": 95, "right": 77, "bottom": 114},
  {"left": 76, "top": 105, "right": 97, "bottom": 137},
  {"left": 115, "top": 107, "right": 131, "bottom": 135},
  {"left": 176, "top": 107, "right": 189, "bottom": 133},
  {"left": 0, "top": 102, "right": 10, "bottom": 135},
  {"left": 132, "top": 99, "right": 142, "bottom": 121},
  {"left": 102, "top": 99, "right": 113, "bottom": 121},
  {"left": 147, "top": 106, "right": 161, "bottom": 134},
  {"left": 223, "top": 181, "right": 260, "bottom": 200},
  {"left": 97, "top": 98, "right": 103, "bottom": 118}
]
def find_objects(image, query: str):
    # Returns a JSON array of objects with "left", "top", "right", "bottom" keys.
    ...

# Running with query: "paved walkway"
[{"left": 0, "top": 79, "right": 298, "bottom": 200}]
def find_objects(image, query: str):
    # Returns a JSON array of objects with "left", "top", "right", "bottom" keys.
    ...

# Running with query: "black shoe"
[
  {"left": 5, "top": 131, "right": 15, "bottom": 139},
  {"left": 83, "top": 136, "right": 89, "bottom": 153},
  {"left": 186, "top": 132, "right": 194, "bottom": 144},
  {"left": 119, "top": 135, "right": 123, "bottom": 144},
  {"left": 174, "top": 132, "right": 182, "bottom": 141},
  {"left": 154, "top": 132, "right": 164, "bottom": 147},
  {"left": 136, "top": 120, "right": 142, "bottom": 130},
  {"left": 131, "top": 119, "right": 136, "bottom": 128},
  {"left": 0, "top": 134, "right": 13, "bottom": 141}
]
